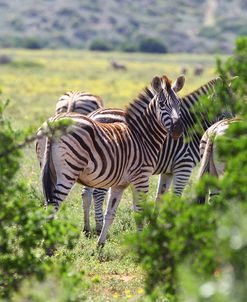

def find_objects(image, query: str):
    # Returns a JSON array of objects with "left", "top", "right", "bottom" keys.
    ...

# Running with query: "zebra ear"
[
  {"left": 151, "top": 76, "right": 162, "bottom": 92},
  {"left": 172, "top": 75, "right": 185, "bottom": 92}
]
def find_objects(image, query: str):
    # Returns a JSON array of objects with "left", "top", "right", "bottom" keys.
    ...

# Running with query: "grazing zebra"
[
  {"left": 40, "top": 74, "right": 185, "bottom": 246},
  {"left": 197, "top": 118, "right": 240, "bottom": 204},
  {"left": 36, "top": 91, "right": 103, "bottom": 167},
  {"left": 82, "top": 77, "right": 234, "bottom": 234}
]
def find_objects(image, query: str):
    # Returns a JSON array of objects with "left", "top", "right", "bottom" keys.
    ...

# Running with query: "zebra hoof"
[
  {"left": 197, "top": 196, "right": 206, "bottom": 204},
  {"left": 83, "top": 228, "right": 91, "bottom": 237},
  {"left": 46, "top": 244, "right": 56, "bottom": 257},
  {"left": 96, "top": 242, "right": 105, "bottom": 249},
  {"left": 96, "top": 228, "right": 102, "bottom": 236}
]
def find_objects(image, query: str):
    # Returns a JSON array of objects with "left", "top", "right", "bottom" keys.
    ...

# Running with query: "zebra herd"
[{"left": 36, "top": 74, "right": 236, "bottom": 247}]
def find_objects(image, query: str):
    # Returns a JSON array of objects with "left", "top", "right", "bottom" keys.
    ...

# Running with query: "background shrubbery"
[
  {"left": 89, "top": 37, "right": 167, "bottom": 53},
  {"left": 1, "top": 33, "right": 247, "bottom": 300},
  {"left": 0, "top": 0, "right": 246, "bottom": 53}
]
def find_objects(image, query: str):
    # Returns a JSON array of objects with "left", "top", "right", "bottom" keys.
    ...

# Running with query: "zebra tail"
[
  {"left": 41, "top": 137, "right": 55, "bottom": 207},
  {"left": 197, "top": 140, "right": 213, "bottom": 204}
]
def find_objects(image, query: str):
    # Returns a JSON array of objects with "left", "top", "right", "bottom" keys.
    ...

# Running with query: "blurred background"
[
  {"left": 0, "top": 0, "right": 246, "bottom": 53},
  {"left": 1, "top": 0, "right": 246, "bottom": 129}
]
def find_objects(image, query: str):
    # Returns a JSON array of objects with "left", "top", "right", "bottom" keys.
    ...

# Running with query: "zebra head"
[{"left": 151, "top": 75, "right": 185, "bottom": 139}]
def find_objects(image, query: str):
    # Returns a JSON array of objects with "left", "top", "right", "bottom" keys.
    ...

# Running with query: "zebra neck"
[
  {"left": 181, "top": 78, "right": 219, "bottom": 136},
  {"left": 181, "top": 78, "right": 218, "bottom": 110},
  {"left": 127, "top": 101, "right": 167, "bottom": 161},
  {"left": 125, "top": 86, "right": 167, "bottom": 151}
]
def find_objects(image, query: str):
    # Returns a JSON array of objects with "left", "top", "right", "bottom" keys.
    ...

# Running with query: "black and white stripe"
[
  {"left": 197, "top": 118, "right": 239, "bottom": 204},
  {"left": 36, "top": 91, "right": 103, "bottom": 167},
  {"left": 40, "top": 75, "right": 185, "bottom": 245},
  {"left": 82, "top": 77, "right": 234, "bottom": 233},
  {"left": 55, "top": 91, "right": 103, "bottom": 115}
]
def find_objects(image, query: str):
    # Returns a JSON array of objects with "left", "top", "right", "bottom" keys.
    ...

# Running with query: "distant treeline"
[{"left": 0, "top": 0, "right": 246, "bottom": 53}]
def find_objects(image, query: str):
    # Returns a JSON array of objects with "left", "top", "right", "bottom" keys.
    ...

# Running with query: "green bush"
[
  {"left": 20, "top": 37, "right": 47, "bottom": 49},
  {"left": 0, "top": 101, "right": 82, "bottom": 300},
  {"left": 127, "top": 36, "right": 247, "bottom": 301},
  {"left": 138, "top": 37, "right": 167, "bottom": 53},
  {"left": 89, "top": 39, "right": 114, "bottom": 51},
  {"left": 120, "top": 40, "right": 138, "bottom": 52},
  {"left": 127, "top": 196, "right": 219, "bottom": 300}
]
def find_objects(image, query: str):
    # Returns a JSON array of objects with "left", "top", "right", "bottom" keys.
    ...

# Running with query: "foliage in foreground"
[
  {"left": 127, "top": 35, "right": 247, "bottom": 301},
  {"left": 0, "top": 101, "right": 85, "bottom": 300}
]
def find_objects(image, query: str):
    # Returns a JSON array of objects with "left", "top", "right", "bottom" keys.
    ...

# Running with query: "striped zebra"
[
  {"left": 36, "top": 91, "right": 103, "bottom": 167},
  {"left": 39, "top": 74, "right": 185, "bottom": 246},
  {"left": 55, "top": 91, "right": 103, "bottom": 115},
  {"left": 82, "top": 78, "right": 234, "bottom": 234},
  {"left": 197, "top": 118, "right": 240, "bottom": 204}
]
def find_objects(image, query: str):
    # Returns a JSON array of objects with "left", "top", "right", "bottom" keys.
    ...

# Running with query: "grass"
[{"left": 0, "top": 49, "right": 221, "bottom": 301}]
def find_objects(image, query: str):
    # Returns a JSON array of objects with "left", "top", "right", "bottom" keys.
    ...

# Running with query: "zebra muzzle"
[{"left": 170, "top": 119, "right": 184, "bottom": 139}]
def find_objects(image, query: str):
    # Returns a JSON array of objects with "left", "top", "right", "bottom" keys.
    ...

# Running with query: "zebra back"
[
  {"left": 198, "top": 118, "right": 240, "bottom": 178},
  {"left": 88, "top": 108, "right": 126, "bottom": 123},
  {"left": 36, "top": 92, "right": 103, "bottom": 167},
  {"left": 55, "top": 91, "right": 103, "bottom": 115},
  {"left": 197, "top": 118, "right": 240, "bottom": 203}
]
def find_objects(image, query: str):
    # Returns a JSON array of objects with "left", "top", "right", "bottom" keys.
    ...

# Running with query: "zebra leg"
[
  {"left": 155, "top": 173, "right": 173, "bottom": 201},
  {"left": 82, "top": 187, "right": 93, "bottom": 236},
  {"left": 45, "top": 178, "right": 75, "bottom": 256},
  {"left": 132, "top": 189, "right": 145, "bottom": 231},
  {"left": 131, "top": 180, "right": 149, "bottom": 231},
  {"left": 173, "top": 167, "right": 193, "bottom": 196},
  {"left": 93, "top": 188, "right": 108, "bottom": 235},
  {"left": 97, "top": 186, "right": 124, "bottom": 247}
]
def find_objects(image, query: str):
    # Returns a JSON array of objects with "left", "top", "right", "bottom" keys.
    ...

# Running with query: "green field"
[{"left": 0, "top": 49, "right": 220, "bottom": 301}]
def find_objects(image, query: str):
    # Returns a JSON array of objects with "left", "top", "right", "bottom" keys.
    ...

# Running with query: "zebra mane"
[
  {"left": 181, "top": 77, "right": 219, "bottom": 103},
  {"left": 125, "top": 76, "right": 172, "bottom": 124},
  {"left": 125, "top": 86, "right": 154, "bottom": 123}
]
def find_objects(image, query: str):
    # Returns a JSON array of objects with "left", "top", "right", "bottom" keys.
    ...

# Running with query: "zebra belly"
[
  {"left": 77, "top": 165, "right": 131, "bottom": 189},
  {"left": 153, "top": 138, "right": 183, "bottom": 175}
]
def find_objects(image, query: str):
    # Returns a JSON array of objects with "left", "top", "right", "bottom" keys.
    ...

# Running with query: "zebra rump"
[
  {"left": 56, "top": 91, "right": 103, "bottom": 115},
  {"left": 36, "top": 91, "right": 104, "bottom": 168},
  {"left": 197, "top": 118, "right": 240, "bottom": 204}
]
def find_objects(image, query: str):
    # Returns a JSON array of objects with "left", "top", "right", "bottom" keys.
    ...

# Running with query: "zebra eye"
[{"left": 159, "top": 102, "right": 166, "bottom": 109}]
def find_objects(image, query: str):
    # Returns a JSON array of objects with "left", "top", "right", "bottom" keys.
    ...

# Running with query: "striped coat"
[
  {"left": 36, "top": 91, "right": 103, "bottom": 167},
  {"left": 55, "top": 91, "right": 103, "bottom": 115},
  {"left": 82, "top": 78, "right": 234, "bottom": 234},
  {"left": 40, "top": 75, "right": 185, "bottom": 245},
  {"left": 197, "top": 118, "right": 240, "bottom": 204}
]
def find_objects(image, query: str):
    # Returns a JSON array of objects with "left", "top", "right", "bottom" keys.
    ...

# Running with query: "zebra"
[
  {"left": 81, "top": 77, "right": 234, "bottom": 234},
  {"left": 55, "top": 91, "right": 103, "bottom": 115},
  {"left": 39, "top": 74, "right": 186, "bottom": 246},
  {"left": 36, "top": 91, "right": 104, "bottom": 167},
  {"left": 197, "top": 118, "right": 240, "bottom": 204}
]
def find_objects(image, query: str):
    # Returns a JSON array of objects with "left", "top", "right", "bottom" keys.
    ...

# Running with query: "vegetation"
[
  {"left": 0, "top": 0, "right": 246, "bottom": 53},
  {"left": 90, "top": 39, "right": 114, "bottom": 51},
  {"left": 138, "top": 37, "right": 167, "bottom": 54},
  {"left": 1, "top": 36, "right": 246, "bottom": 300},
  {"left": 0, "top": 101, "right": 86, "bottom": 300},
  {"left": 0, "top": 48, "right": 217, "bottom": 301},
  {"left": 127, "top": 36, "right": 247, "bottom": 301}
]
